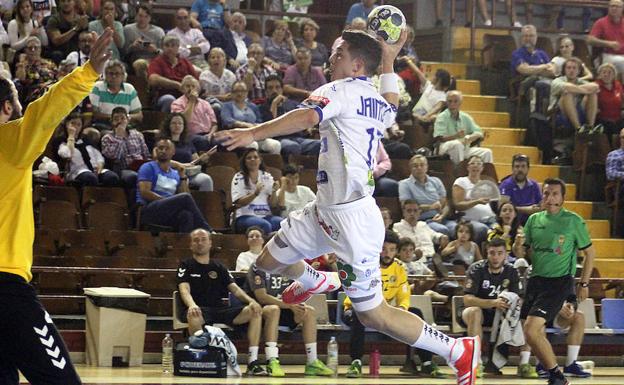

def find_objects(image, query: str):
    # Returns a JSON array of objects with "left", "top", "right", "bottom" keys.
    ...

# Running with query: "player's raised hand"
[
  {"left": 213, "top": 128, "right": 255, "bottom": 151},
  {"left": 88, "top": 28, "right": 114, "bottom": 75}
]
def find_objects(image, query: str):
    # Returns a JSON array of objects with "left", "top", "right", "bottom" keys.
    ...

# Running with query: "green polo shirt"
[
  {"left": 524, "top": 208, "right": 592, "bottom": 278},
  {"left": 433, "top": 109, "right": 482, "bottom": 138}
]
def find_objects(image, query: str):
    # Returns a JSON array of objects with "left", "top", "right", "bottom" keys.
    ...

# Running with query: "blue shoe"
[
  {"left": 536, "top": 362, "right": 549, "bottom": 378},
  {"left": 564, "top": 361, "right": 592, "bottom": 378}
]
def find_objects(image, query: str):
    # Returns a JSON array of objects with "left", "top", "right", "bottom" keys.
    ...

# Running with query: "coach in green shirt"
[{"left": 520, "top": 177, "right": 595, "bottom": 385}]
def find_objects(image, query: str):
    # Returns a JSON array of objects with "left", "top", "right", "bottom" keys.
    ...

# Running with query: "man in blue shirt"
[
  {"left": 345, "top": 0, "right": 377, "bottom": 25},
  {"left": 499, "top": 154, "right": 542, "bottom": 225},
  {"left": 190, "top": 0, "right": 235, "bottom": 59},
  {"left": 137, "top": 138, "right": 212, "bottom": 232}
]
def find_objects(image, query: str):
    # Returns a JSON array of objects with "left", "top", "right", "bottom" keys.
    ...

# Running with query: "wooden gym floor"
[{"left": 19, "top": 365, "right": 624, "bottom": 384}]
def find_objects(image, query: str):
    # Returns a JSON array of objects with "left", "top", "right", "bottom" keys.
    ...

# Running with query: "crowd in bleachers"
[{"left": 5, "top": 0, "right": 623, "bottom": 380}]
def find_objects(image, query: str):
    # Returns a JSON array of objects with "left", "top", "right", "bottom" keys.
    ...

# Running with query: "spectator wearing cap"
[
  {"left": 499, "top": 154, "right": 542, "bottom": 225},
  {"left": 148, "top": 34, "right": 199, "bottom": 112}
]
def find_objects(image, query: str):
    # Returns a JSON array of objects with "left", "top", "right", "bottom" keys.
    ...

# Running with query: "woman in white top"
[
  {"left": 550, "top": 37, "right": 592, "bottom": 80},
  {"left": 8, "top": 0, "right": 48, "bottom": 51},
  {"left": 235, "top": 226, "right": 265, "bottom": 271},
  {"left": 276, "top": 164, "right": 316, "bottom": 217},
  {"left": 231, "top": 148, "right": 283, "bottom": 234},
  {"left": 199, "top": 47, "right": 236, "bottom": 101},
  {"left": 451, "top": 155, "right": 495, "bottom": 244},
  {"left": 54, "top": 112, "right": 120, "bottom": 187},
  {"left": 407, "top": 63, "right": 452, "bottom": 124}
]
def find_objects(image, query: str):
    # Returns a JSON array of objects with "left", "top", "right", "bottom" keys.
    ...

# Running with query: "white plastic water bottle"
[
  {"left": 162, "top": 333, "right": 174, "bottom": 374},
  {"left": 327, "top": 336, "right": 338, "bottom": 375}
]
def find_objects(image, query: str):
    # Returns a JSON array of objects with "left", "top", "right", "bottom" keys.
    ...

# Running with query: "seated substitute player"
[
  {"left": 246, "top": 262, "right": 335, "bottom": 376},
  {"left": 461, "top": 237, "right": 521, "bottom": 377},
  {"left": 215, "top": 29, "right": 480, "bottom": 385},
  {"left": 177, "top": 228, "right": 274, "bottom": 376}
]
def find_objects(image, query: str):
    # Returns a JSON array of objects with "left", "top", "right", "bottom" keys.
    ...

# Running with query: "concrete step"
[
  {"left": 563, "top": 201, "right": 593, "bottom": 219},
  {"left": 421, "top": 61, "right": 467, "bottom": 79},
  {"left": 456, "top": 79, "right": 481, "bottom": 95},
  {"left": 462, "top": 95, "right": 501, "bottom": 112},
  {"left": 466, "top": 111, "right": 510, "bottom": 128},
  {"left": 586, "top": 220, "right": 611, "bottom": 239},
  {"left": 483, "top": 128, "right": 525, "bottom": 146},
  {"left": 594, "top": 259, "right": 624, "bottom": 278},
  {"left": 593, "top": 239, "right": 624, "bottom": 259},
  {"left": 485, "top": 145, "right": 541, "bottom": 164},
  {"left": 494, "top": 163, "right": 560, "bottom": 181}
]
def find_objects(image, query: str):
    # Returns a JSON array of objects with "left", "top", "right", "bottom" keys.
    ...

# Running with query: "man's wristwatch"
[{"left": 580, "top": 282, "right": 589, "bottom": 288}]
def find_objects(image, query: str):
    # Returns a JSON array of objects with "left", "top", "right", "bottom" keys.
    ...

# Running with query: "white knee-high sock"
[
  {"left": 566, "top": 345, "right": 580, "bottom": 366},
  {"left": 412, "top": 323, "right": 462, "bottom": 362},
  {"left": 248, "top": 346, "right": 259, "bottom": 363},
  {"left": 265, "top": 341, "right": 279, "bottom": 360}
]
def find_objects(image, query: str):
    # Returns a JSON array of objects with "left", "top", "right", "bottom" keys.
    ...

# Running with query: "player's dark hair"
[
  {"left": 435, "top": 69, "right": 451, "bottom": 89},
  {"left": 137, "top": 4, "right": 152, "bottom": 15},
  {"left": 486, "top": 237, "right": 507, "bottom": 250},
  {"left": 0, "top": 77, "right": 14, "bottom": 106},
  {"left": 159, "top": 113, "right": 189, "bottom": 143},
  {"left": 111, "top": 106, "right": 127, "bottom": 118},
  {"left": 496, "top": 201, "right": 520, "bottom": 239},
  {"left": 265, "top": 74, "right": 283, "bottom": 87},
  {"left": 455, "top": 219, "right": 474, "bottom": 240},
  {"left": 543, "top": 177, "right": 566, "bottom": 197},
  {"left": 341, "top": 29, "right": 382, "bottom": 75},
  {"left": 384, "top": 230, "right": 400, "bottom": 245},
  {"left": 398, "top": 237, "right": 415, "bottom": 252},
  {"left": 282, "top": 163, "right": 299, "bottom": 176},
  {"left": 240, "top": 148, "right": 266, "bottom": 188},
  {"left": 246, "top": 225, "right": 266, "bottom": 240}
]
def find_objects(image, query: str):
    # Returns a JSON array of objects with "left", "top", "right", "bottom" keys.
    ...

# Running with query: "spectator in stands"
[
  {"left": 381, "top": 122, "right": 413, "bottom": 160},
  {"left": 14, "top": 37, "right": 57, "bottom": 105},
  {"left": 177, "top": 228, "right": 269, "bottom": 375},
  {"left": 295, "top": 18, "right": 328, "bottom": 68},
  {"left": 260, "top": 74, "right": 320, "bottom": 158},
  {"left": 0, "top": 0, "right": 14, "bottom": 20},
  {"left": 236, "top": 226, "right": 265, "bottom": 271},
  {"left": 229, "top": 11, "right": 251, "bottom": 65},
  {"left": 451, "top": 155, "right": 496, "bottom": 243},
  {"left": 433, "top": 91, "right": 493, "bottom": 165},
  {"left": 373, "top": 142, "right": 399, "bottom": 197},
  {"left": 231, "top": 148, "right": 283, "bottom": 234},
  {"left": 246, "top": 261, "right": 335, "bottom": 376},
  {"left": 511, "top": 25, "right": 555, "bottom": 117},
  {"left": 410, "top": 66, "right": 451, "bottom": 125},
  {"left": 54, "top": 111, "right": 120, "bottom": 186},
  {"left": 499, "top": 154, "right": 542, "bottom": 225},
  {"left": 441, "top": 219, "right": 483, "bottom": 266},
  {"left": 123, "top": 5, "right": 165, "bottom": 77},
  {"left": 64, "top": 30, "right": 92, "bottom": 67},
  {"left": 101, "top": 107, "right": 150, "bottom": 187},
  {"left": 46, "top": 0, "right": 89, "bottom": 62},
  {"left": 343, "top": 230, "right": 444, "bottom": 378},
  {"left": 148, "top": 35, "right": 199, "bottom": 112},
  {"left": 236, "top": 43, "right": 277, "bottom": 103},
  {"left": 588, "top": 0, "right": 624, "bottom": 82},
  {"left": 549, "top": 57, "right": 601, "bottom": 135},
  {"left": 171, "top": 75, "right": 217, "bottom": 151},
  {"left": 397, "top": 237, "right": 434, "bottom": 277},
  {"left": 158, "top": 112, "right": 214, "bottom": 192},
  {"left": 519, "top": 178, "right": 596, "bottom": 385},
  {"left": 380, "top": 206, "right": 394, "bottom": 230},
  {"left": 392, "top": 200, "right": 449, "bottom": 263},
  {"left": 283, "top": 47, "right": 326, "bottom": 102},
  {"left": 200, "top": 47, "right": 236, "bottom": 101},
  {"left": 262, "top": 20, "right": 296, "bottom": 69},
  {"left": 8, "top": 0, "right": 48, "bottom": 52},
  {"left": 89, "top": 59, "right": 143, "bottom": 130},
  {"left": 551, "top": 37, "right": 592, "bottom": 80},
  {"left": 596, "top": 63, "right": 624, "bottom": 144},
  {"left": 0, "top": 17, "right": 7, "bottom": 47},
  {"left": 345, "top": 0, "right": 376, "bottom": 25},
  {"left": 190, "top": 0, "right": 232, "bottom": 56},
  {"left": 87, "top": 0, "right": 123, "bottom": 60},
  {"left": 168, "top": 8, "right": 211, "bottom": 71},
  {"left": 372, "top": 67, "right": 411, "bottom": 115},
  {"left": 461, "top": 238, "right": 520, "bottom": 376},
  {"left": 487, "top": 202, "right": 525, "bottom": 263},
  {"left": 276, "top": 163, "right": 315, "bottom": 217},
  {"left": 222, "top": 80, "right": 281, "bottom": 154},
  {"left": 606, "top": 128, "right": 624, "bottom": 191},
  {"left": 137, "top": 138, "right": 212, "bottom": 232},
  {"left": 398, "top": 154, "right": 454, "bottom": 236},
  {"left": 466, "top": 0, "right": 521, "bottom": 28}
]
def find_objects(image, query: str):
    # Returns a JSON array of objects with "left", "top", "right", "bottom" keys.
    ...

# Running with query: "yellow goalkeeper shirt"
[
  {"left": 0, "top": 63, "right": 98, "bottom": 282},
  {"left": 344, "top": 258, "right": 410, "bottom": 311}
]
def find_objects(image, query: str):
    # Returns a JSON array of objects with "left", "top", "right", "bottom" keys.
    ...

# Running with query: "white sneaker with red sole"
[
  {"left": 282, "top": 272, "right": 341, "bottom": 304},
  {"left": 448, "top": 336, "right": 480, "bottom": 385}
]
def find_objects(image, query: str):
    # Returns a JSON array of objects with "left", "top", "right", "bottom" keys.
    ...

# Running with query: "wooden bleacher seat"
[
  {"left": 39, "top": 200, "right": 81, "bottom": 230},
  {"left": 34, "top": 255, "right": 79, "bottom": 267},
  {"left": 209, "top": 151, "right": 239, "bottom": 169},
  {"left": 84, "top": 202, "right": 130, "bottom": 231},
  {"left": 387, "top": 158, "right": 411, "bottom": 181},
  {"left": 288, "top": 154, "right": 318, "bottom": 170},
  {"left": 191, "top": 190, "right": 228, "bottom": 231},
  {"left": 34, "top": 228, "right": 63, "bottom": 256},
  {"left": 39, "top": 295, "right": 84, "bottom": 315},
  {"left": 136, "top": 272, "right": 177, "bottom": 297},
  {"left": 113, "top": 245, "right": 154, "bottom": 259},
  {"left": 107, "top": 230, "right": 156, "bottom": 256},
  {"left": 298, "top": 169, "right": 318, "bottom": 192},
  {"left": 265, "top": 166, "right": 282, "bottom": 181},
  {"left": 205, "top": 165, "right": 237, "bottom": 207},
  {"left": 410, "top": 295, "right": 450, "bottom": 332},
  {"left": 87, "top": 272, "right": 133, "bottom": 289},
  {"left": 159, "top": 232, "right": 191, "bottom": 250},
  {"left": 62, "top": 229, "right": 107, "bottom": 254},
  {"left": 481, "top": 34, "right": 517, "bottom": 70},
  {"left": 37, "top": 272, "right": 85, "bottom": 295},
  {"left": 374, "top": 197, "right": 402, "bottom": 223},
  {"left": 262, "top": 153, "right": 284, "bottom": 170},
  {"left": 34, "top": 185, "right": 81, "bottom": 211},
  {"left": 81, "top": 186, "right": 128, "bottom": 209},
  {"left": 217, "top": 233, "right": 248, "bottom": 252},
  {"left": 212, "top": 249, "right": 239, "bottom": 270}
]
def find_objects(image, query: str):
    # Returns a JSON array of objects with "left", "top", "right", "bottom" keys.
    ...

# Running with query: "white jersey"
[{"left": 299, "top": 77, "right": 397, "bottom": 206}]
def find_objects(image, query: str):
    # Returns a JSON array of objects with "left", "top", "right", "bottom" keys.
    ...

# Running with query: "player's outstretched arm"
[
  {"left": 214, "top": 108, "right": 319, "bottom": 151},
  {"left": 377, "top": 29, "right": 408, "bottom": 109}
]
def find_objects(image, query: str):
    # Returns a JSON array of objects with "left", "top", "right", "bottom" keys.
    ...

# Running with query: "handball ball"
[{"left": 367, "top": 5, "right": 406, "bottom": 44}]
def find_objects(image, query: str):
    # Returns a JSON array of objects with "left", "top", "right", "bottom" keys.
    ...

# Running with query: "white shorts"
[{"left": 266, "top": 196, "right": 385, "bottom": 312}]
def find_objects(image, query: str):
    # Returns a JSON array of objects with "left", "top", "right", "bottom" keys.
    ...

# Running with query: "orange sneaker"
[
  {"left": 282, "top": 272, "right": 341, "bottom": 304},
  {"left": 448, "top": 336, "right": 480, "bottom": 385}
]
